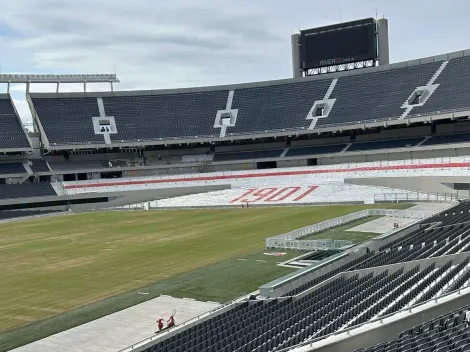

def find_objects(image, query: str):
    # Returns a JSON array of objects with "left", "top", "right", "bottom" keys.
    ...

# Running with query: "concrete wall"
[
  {"left": 291, "top": 137, "right": 350, "bottom": 147},
  {"left": 216, "top": 142, "right": 286, "bottom": 152},
  {"left": 70, "top": 185, "right": 229, "bottom": 211},
  {"left": 437, "top": 121, "right": 470, "bottom": 134},
  {"left": 68, "top": 152, "right": 140, "bottom": 162},
  {"left": 345, "top": 176, "right": 470, "bottom": 194}
]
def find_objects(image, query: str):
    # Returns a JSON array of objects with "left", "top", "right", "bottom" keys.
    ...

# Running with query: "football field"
[{"left": 0, "top": 204, "right": 409, "bottom": 350}]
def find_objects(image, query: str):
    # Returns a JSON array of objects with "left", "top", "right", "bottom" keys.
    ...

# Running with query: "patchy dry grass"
[{"left": 0, "top": 204, "right": 410, "bottom": 336}]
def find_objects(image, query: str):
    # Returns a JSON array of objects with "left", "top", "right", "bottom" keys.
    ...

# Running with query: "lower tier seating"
[
  {"left": 148, "top": 258, "right": 466, "bottom": 352},
  {"left": 0, "top": 210, "right": 61, "bottom": 220},
  {"left": 0, "top": 183, "right": 57, "bottom": 199}
]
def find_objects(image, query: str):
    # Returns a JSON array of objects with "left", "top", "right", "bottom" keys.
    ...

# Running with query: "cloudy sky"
[{"left": 0, "top": 0, "right": 469, "bottom": 125}]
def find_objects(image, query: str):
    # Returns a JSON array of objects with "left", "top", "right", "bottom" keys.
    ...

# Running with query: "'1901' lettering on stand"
[{"left": 229, "top": 186, "right": 318, "bottom": 203}]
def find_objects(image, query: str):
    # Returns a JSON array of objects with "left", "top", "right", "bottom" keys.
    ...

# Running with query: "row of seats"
[
  {"left": 353, "top": 304, "right": 470, "bottom": 352},
  {"left": 149, "top": 258, "right": 467, "bottom": 352},
  {"left": 30, "top": 159, "right": 50, "bottom": 173},
  {"left": 0, "top": 97, "right": 30, "bottom": 149},
  {"left": 0, "top": 162, "right": 26, "bottom": 175},
  {"left": 0, "top": 183, "right": 57, "bottom": 199},
  {"left": 30, "top": 55, "right": 470, "bottom": 146},
  {"left": 211, "top": 133, "right": 469, "bottom": 161},
  {"left": 0, "top": 210, "right": 61, "bottom": 220},
  {"left": 0, "top": 160, "right": 49, "bottom": 175}
]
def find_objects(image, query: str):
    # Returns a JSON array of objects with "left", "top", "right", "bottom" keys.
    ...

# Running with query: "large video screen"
[{"left": 300, "top": 19, "right": 376, "bottom": 70}]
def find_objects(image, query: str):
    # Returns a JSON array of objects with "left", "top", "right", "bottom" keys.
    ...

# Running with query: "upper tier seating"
[
  {"left": 32, "top": 97, "right": 103, "bottom": 145},
  {"left": 30, "top": 54, "right": 470, "bottom": 147},
  {"left": 0, "top": 183, "right": 57, "bottom": 199},
  {"left": 228, "top": 79, "right": 330, "bottom": 133},
  {"left": 0, "top": 162, "right": 26, "bottom": 175},
  {"left": 321, "top": 61, "right": 442, "bottom": 127},
  {"left": 141, "top": 203, "right": 470, "bottom": 352},
  {"left": 411, "top": 55, "right": 470, "bottom": 116},
  {"left": 0, "top": 97, "right": 31, "bottom": 149},
  {"left": 32, "top": 92, "right": 229, "bottom": 145}
]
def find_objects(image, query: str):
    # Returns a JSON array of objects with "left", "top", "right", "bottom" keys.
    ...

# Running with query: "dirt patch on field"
[
  {"left": 44, "top": 257, "right": 95, "bottom": 271},
  {"left": 24, "top": 306, "right": 62, "bottom": 314},
  {"left": 5, "top": 314, "right": 37, "bottom": 323}
]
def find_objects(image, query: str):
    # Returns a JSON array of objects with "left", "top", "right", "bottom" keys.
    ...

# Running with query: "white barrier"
[{"left": 266, "top": 209, "right": 435, "bottom": 250}]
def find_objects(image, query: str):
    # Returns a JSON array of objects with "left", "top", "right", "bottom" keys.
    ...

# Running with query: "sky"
[{"left": 0, "top": 0, "right": 469, "bottom": 126}]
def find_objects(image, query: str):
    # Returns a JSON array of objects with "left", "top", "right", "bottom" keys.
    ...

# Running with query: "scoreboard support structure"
[{"left": 291, "top": 17, "right": 389, "bottom": 78}]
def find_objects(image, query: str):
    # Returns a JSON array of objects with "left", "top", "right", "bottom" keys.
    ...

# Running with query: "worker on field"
[
  {"left": 167, "top": 309, "right": 176, "bottom": 328},
  {"left": 157, "top": 318, "right": 164, "bottom": 331},
  {"left": 167, "top": 315, "right": 175, "bottom": 328}
]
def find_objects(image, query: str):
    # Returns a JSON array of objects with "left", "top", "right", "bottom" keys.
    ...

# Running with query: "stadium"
[{"left": 2, "top": 10, "right": 470, "bottom": 352}]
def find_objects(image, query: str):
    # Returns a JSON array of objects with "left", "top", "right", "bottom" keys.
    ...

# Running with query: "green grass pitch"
[{"left": 0, "top": 204, "right": 410, "bottom": 350}]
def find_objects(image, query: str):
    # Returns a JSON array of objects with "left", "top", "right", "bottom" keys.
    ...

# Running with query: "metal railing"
[
  {"left": 44, "top": 108, "right": 470, "bottom": 147},
  {"left": 265, "top": 209, "right": 434, "bottom": 250},
  {"left": 117, "top": 291, "right": 257, "bottom": 352},
  {"left": 374, "top": 192, "right": 460, "bottom": 202}
]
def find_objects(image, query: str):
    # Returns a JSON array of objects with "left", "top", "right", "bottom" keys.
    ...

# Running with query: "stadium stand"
[
  {"left": 228, "top": 79, "right": 331, "bottom": 133},
  {"left": 323, "top": 62, "right": 442, "bottom": 126},
  {"left": 150, "top": 184, "right": 417, "bottom": 207},
  {"left": 0, "top": 162, "right": 27, "bottom": 175},
  {"left": 29, "top": 54, "right": 470, "bottom": 147},
  {"left": 30, "top": 159, "right": 50, "bottom": 173},
  {"left": 0, "top": 210, "right": 61, "bottom": 221},
  {"left": 147, "top": 262, "right": 467, "bottom": 352},
  {"left": 31, "top": 91, "right": 229, "bottom": 145},
  {"left": 352, "top": 304, "right": 470, "bottom": 352},
  {"left": 0, "top": 183, "right": 57, "bottom": 199},
  {"left": 0, "top": 96, "right": 31, "bottom": 150},
  {"left": 62, "top": 156, "right": 470, "bottom": 198},
  {"left": 137, "top": 203, "right": 470, "bottom": 352},
  {"left": 411, "top": 55, "right": 470, "bottom": 116},
  {"left": 31, "top": 97, "right": 103, "bottom": 145}
]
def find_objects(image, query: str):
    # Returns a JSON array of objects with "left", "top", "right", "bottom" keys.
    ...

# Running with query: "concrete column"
[{"left": 291, "top": 33, "right": 302, "bottom": 78}]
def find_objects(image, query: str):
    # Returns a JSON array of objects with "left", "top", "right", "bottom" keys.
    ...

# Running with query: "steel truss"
[{"left": 304, "top": 60, "right": 376, "bottom": 76}]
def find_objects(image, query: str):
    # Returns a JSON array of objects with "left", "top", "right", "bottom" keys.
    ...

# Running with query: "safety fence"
[
  {"left": 374, "top": 192, "right": 460, "bottom": 202},
  {"left": 265, "top": 208, "right": 436, "bottom": 250}
]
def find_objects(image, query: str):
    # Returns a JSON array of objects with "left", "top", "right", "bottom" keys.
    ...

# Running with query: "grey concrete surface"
[
  {"left": 347, "top": 203, "right": 452, "bottom": 234},
  {"left": 12, "top": 296, "right": 219, "bottom": 352}
]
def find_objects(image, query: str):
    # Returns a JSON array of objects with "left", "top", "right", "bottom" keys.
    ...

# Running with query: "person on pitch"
[
  {"left": 157, "top": 318, "right": 164, "bottom": 331},
  {"left": 167, "top": 315, "right": 175, "bottom": 328}
]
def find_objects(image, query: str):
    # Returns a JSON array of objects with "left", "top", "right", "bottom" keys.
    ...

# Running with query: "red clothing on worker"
[
  {"left": 168, "top": 316, "right": 175, "bottom": 328},
  {"left": 157, "top": 319, "right": 164, "bottom": 331}
]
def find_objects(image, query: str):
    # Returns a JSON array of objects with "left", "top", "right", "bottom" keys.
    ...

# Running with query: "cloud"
[
  {"left": 0, "top": 0, "right": 287, "bottom": 91},
  {"left": 1, "top": 0, "right": 470, "bottom": 124}
]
